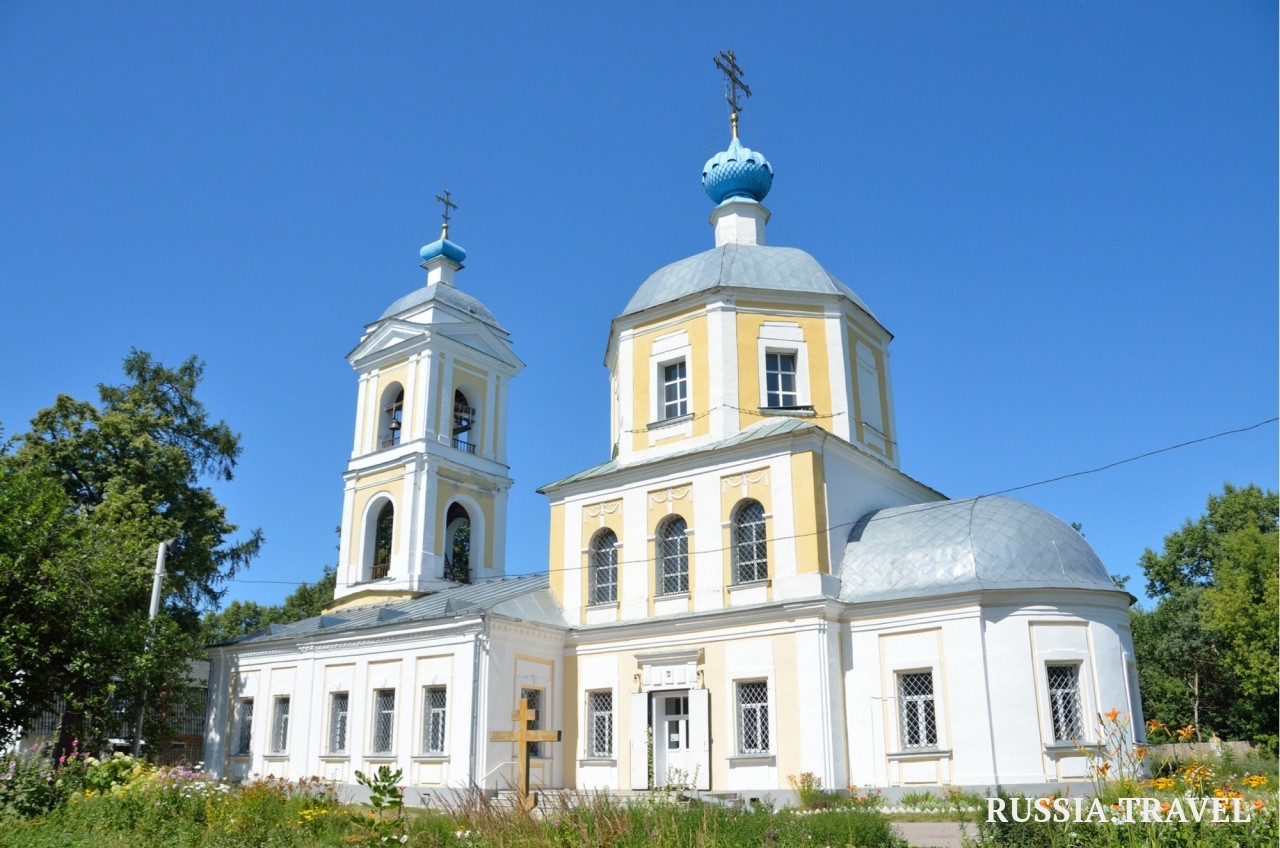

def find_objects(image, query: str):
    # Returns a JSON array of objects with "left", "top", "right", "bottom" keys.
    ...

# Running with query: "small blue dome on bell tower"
[{"left": 702, "top": 136, "right": 773, "bottom": 204}]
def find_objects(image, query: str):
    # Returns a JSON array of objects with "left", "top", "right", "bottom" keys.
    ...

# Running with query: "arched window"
[
  {"left": 589, "top": 529, "right": 618, "bottom": 605},
  {"left": 451, "top": 390, "right": 476, "bottom": 454},
  {"left": 379, "top": 384, "right": 404, "bottom": 448},
  {"left": 444, "top": 502, "right": 471, "bottom": 584},
  {"left": 372, "top": 501, "right": 394, "bottom": 580},
  {"left": 732, "top": 500, "right": 768, "bottom": 584},
  {"left": 657, "top": 516, "right": 688, "bottom": 596}
]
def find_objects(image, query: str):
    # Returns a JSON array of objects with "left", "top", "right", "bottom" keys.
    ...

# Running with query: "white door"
[{"left": 655, "top": 693, "right": 691, "bottom": 786}]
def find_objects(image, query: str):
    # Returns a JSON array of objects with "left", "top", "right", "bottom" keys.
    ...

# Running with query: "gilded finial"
[
  {"left": 714, "top": 50, "right": 751, "bottom": 139},
  {"left": 435, "top": 189, "right": 458, "bottom": 240}
]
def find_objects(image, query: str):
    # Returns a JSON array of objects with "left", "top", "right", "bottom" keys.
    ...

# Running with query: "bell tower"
[{"left": 330, "top": 198, "right": 524, "bottom": 608}]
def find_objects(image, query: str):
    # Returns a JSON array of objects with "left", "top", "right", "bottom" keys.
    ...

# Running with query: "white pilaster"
[
  {"left": 418, "top": 349, "right": 437, "bottom": 440},
  {"left": 495, "top": 376, "right": 509, "bottom": 464},
  {"left": 403, "top": 353, "right": 420, "bottom": 441},
  {"left": 826, "top": 315, "right": 853, "bottom": 443},
  {"left": 437, "top": 353, "right": 455, "bottom": 443},
  {"left": 353, "top": 374, "right": 371, "bottom": 456},
  {"left": 483, "top": 374, "right": 497, "bottom": 460}
]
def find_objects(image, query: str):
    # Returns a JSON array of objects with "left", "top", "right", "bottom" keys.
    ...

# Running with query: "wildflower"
[
  {"left": 1097, "top": 763, "right": 1111, "bottom": 776},
  {"left": 1252, "top": 800, "right": 1266, "bottom": 812},
  {"left": 1160, "top": 802, "right": 1171, "bottom": 815},
  {"left": 1133, "top": 746, "right": 1147, "bottom": 760},
  {"left": 1174, "top": 725, "right": 1196, "bottom": 742},
  {"left": 1104, "top": 708, "right": 1120, "bottom": 722}
]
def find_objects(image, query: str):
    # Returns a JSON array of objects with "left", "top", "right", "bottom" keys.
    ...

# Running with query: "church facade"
[{"left": 204, "top": 108, "right": 1142, "bottom": 800}]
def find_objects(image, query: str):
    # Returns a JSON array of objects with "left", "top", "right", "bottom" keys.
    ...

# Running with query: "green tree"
[
  {"left": 198, "top": 566, "right": 336, "bottom": 644},
  {"left": 0, "top": 351, "right": 261, "bottom": 756},
  {"left": 1133, "top": 483, "right": 1279, "bottom": 750}
]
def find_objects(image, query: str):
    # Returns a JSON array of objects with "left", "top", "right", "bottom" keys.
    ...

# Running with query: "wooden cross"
[
  {"left": 489, "top": 697, "right": 561, "bottom": 811},
  {"left": 713, "top": 49, "right": 752, "bottom": 136},
  {"left": 434, "top": 189, "right": 457, "bottom": 238}
]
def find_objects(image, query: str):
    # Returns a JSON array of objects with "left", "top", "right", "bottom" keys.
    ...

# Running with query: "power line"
[{"left": 223, "top": 415, "right": 1277, "bottom": 585}]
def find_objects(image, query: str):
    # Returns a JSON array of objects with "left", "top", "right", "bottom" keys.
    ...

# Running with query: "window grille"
[
  {"left": 897, "top": 672, "right": 937, "bottom": 749},
  {"left": 586, "top": 691, "right": 613, "bottom": 758},
  {"left": 765, "top": 352, "right": 798, "bottom": 408},
  {"left": 521, "top": 688, "right": 543, "bottom": 758},
  {"left": 31, "top": 699, "right": 64, "bottom": 737},
  {"left": 271, "top": 697, "right": 290, "bottom": 753},
  {"left": 423, "top": 687, "right": 447, "bottom": 755},
  {"left": 372, "top": 689, "right": 396, "bottom": 754},
  {"left": 234, "top": 698, "right": 254, "bottom": 755},
  {"left": 732, "top": 500, "right": 768, "bottom": 583},
  {"left": 658, "top": 517, "right": 689, "bottom": 595},
  {"left": 589, "top": 530, "right": 618, "bottom": 604},
  {"left": 1047, "top": 665, "right": 1084, "bottom": 742},
  {"left": 328, "top": 693, "right": 349, "bottom": 754},
  {"left": 737, "top": 680, "right": 769, "bottom": 754},
  {"left": 662, "top": 361, "right": 688, "bottom": 419},
  {"left": 175, "top": 688, "right": 208, "bottom": 736}
]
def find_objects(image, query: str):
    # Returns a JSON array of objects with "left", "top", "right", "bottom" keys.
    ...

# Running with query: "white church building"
[{"left": 204, "top": 90, "right": 1142, "bottom": 800}]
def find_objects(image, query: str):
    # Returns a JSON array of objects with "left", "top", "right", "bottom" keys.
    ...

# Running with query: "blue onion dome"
[
  {"left": 419, "top": 236, "right": 467, "bottom": 265},
  {"left": 702, "top": 136, "right": 774, "bottom": 203}
]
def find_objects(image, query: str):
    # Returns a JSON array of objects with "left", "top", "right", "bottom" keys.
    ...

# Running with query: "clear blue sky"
[{"left": 1, "top": 2, "right": 1275, "bottom": 608}]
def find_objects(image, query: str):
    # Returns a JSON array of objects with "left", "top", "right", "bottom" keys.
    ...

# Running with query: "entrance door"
[{"left": 656, "top": 693, "right": 691, "bottom": 786}]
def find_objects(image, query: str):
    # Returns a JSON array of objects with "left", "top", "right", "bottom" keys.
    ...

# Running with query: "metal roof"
[
  {"left": 216, "top": 574, "right": 565, "bottom": 646},
  {"left": 621, "top": 244, "right": 875, "bottom": 319},
  {"left": 379, "top": 282, "right": 505, "bottom": 330},
  {"left": 539, "top": 417, "right": 819, "bottom": 491},
  {"left": 838, "top": 495, "right": 1121, "bottom": 603}
]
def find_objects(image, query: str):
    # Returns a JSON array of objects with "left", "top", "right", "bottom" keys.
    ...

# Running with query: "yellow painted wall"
[
  {"left": 647, "top": 483, "right": 695, "bottom": 614},
  {"left": 733, "top": 309, "right": 835, "bottom": 436},
  {"left": 627, "top": 310, "right": 710, "bottom": 453},
  {"left": 772, "top": 633, "right": 802, "bottom": 779},
  {"left": 449, "top": 364, "right": 487, "bottom": 452},
  {"left": 579, "top": 499, "right": 624, "bottom": 622},
  {"left": 365, "top": 360, "right": 410, "bottom": 451},
  {"left": 562, "top": 653, "right": 579, "bottom": 787},
  {"left": 718, "top": 467, "right": 774, "bottom": 602},
  {"left": 349, "top": 475, "right": 406, "bottom": 570},
  {"left": 789, "top": 452, "right": 830, "bottom": 574},
  {"left": 435, "top": 479, "right": 496, "bottom": 570},
  {"left": 700, "top": 641, "right": 727, "bottom": 788}
]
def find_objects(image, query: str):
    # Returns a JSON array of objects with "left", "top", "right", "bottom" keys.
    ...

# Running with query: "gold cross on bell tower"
[
  {"left": 489, "top": 697, "right": 562, "bottom": 811},
  {"left": 435, "top": 189, "right": 458, "bottom": 239},
  {"left": 714, "top": 49, "right": 752, "bottom": 138}
]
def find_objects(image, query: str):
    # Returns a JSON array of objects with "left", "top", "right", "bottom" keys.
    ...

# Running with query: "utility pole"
[{"left": 132, "top": 538, "right": 177, "bottom": 757}]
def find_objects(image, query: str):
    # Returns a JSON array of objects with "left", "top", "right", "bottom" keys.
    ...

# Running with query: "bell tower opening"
[
  {"left": 444, "top": 502, "right": 472, "bottom": 584},
  {"left": 451, "top": 389, "right": 476, "bottom": 454},
  {"left": 368, "top": 500, "right": 394, "bottom": 581},
  {"left": 378, "top": 384, "right": 404, "bottom": 448}
]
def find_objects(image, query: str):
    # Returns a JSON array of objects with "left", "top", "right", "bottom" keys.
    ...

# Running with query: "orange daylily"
[{"left": 1104, "top": 708, "right": 1120, "bottom": 722}]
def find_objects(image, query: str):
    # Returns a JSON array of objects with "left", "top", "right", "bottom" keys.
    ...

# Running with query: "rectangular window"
[
  {"left": 521, "top": 688, "right": 544, "bottom": 758},
  {"left": 736, "top": 680, "right": 769, "bottom": 755},
  {"left": 897, "top": 672, "right": 937, "bottom": 749},
  {"left": 372, "top": 689, "right": 396, "bottom": 755},
  {"left": 270, "top": 696, "right": 290, "bottom": 753},
  {"left": 1047, "top": 664, "right": 1084, "bottom": 742},
  {"left": 234, "top": 698, "right": 254, "bottom": 756},
  {"left": 662, "top": 360, "right": 688, "bottom": 419},
  {"left": 586, "top": 691, "right": 613, "bottom": 758},
  {"left": 423, "top": 687, "right": 447, "bottom": 755},
  {"left": 328, "top": 693, "right": 349, "bottom": 755},
  {"left": 764, "top": 352, "right": 798, "bottom": 408}
]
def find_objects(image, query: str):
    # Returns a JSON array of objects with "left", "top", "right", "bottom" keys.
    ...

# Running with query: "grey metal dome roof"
[
  {"left": 379, "top": 283, "right": 505, "bottom": 330},
  {"left": 622, "top": 244, "right": 875, "bottom": 318},
  {"left": 838, "top": 496, "right": 1120, "bottom": 603}
]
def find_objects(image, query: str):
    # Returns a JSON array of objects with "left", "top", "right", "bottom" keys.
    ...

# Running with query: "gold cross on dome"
[
  {"left": 489, "top": 697, "right": 561, "bottom": 811},
  {"left": 434, "top": 189, "right": 458, "bottom": 239},
  {"left": 714, "top": 49, "right": 752, "bottom": 137}
]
